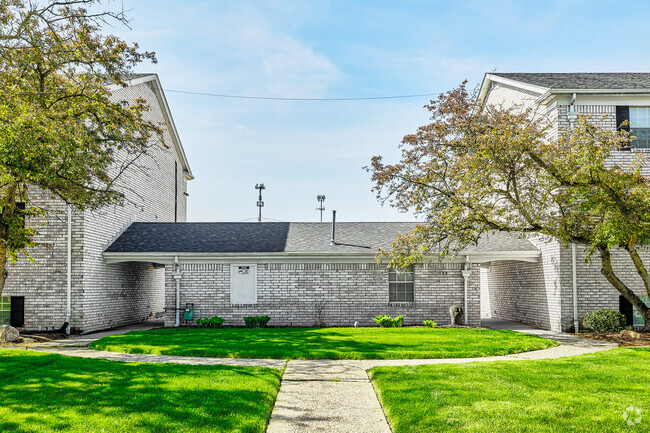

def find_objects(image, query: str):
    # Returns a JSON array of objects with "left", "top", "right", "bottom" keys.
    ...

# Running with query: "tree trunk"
[
  {"left": 0, "top": 183, "right": 17, "bottom": 297},
  {"left": 598, "top": 245, "right": 650, "bottom": 330}
]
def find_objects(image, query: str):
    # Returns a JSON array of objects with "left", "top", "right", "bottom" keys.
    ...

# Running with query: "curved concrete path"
[{"left": 26, "top": 319, "right": 618, "bottom": 433}]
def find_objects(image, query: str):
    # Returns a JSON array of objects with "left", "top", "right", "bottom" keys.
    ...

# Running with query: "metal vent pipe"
[{"left": 331, "top": 210, "right": 337, "bottom": 245}]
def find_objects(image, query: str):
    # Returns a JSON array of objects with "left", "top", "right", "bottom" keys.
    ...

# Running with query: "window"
[
  {"left": 0, "top": 297, "right": 10, "bottom": 325},
  {"left": 629, "top": 107, "right": 650, "bottom": 148},
  {"left": 389, "top": 267, "right": 414, "bottom": 302},
  {"left": 633, "top": 296, "right": 650, "bottom": 327}
]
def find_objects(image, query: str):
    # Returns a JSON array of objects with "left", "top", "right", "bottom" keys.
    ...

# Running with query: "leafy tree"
[
  {"left": 0, "top": 0, "right": 163, "bottom": 295},
  {"left": 368, "top": 82, "right": 650, "bottom": 330}
]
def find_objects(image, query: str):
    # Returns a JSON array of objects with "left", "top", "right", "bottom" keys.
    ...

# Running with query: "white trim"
[
  {"left": 464, "top": 251, "right": 540, "bottom": 263},
  {"left": 485, "top": 74, "right": 549, "bottom": 94},
  {"left": 108, "top": 74, "right": 194, "bottom": 180},
  {"left": 103, "top": 250, "right": 541, "bottom": 265}
]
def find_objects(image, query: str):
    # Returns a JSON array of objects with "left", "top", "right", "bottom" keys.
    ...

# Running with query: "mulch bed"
[
  {"left": 580, "top": 330, "right": 650, "bottom": 347},
  {"left": 0, "top": 332, "right": 68, "bottom": 348}
]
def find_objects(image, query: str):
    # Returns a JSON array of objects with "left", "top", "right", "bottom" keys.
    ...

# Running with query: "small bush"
[
  {"left": 423, "top": 319, "right": 437, "bottom": 328},
  {"left": 244, "top": 316, "right": 270, "bottom": 328},
  {"left": 196, "top": 315, "right": 225, "bottom": 328},
  {"left": 582, "top": 309, "right": 626, "bottom": 332},
  {"left": 373, "top": 314, "right": 404, "bottom": 328}
]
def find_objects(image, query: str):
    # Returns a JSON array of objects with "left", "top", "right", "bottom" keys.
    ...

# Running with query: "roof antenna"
[
  {"left": 331, "top": 210, "right": 337, "bottom": 245},
  {"left": 317, "top": 195, "right": 326, "bottom": 222},
  {"left": 255, "top": 183, "right": 265, "bottom": 222}
]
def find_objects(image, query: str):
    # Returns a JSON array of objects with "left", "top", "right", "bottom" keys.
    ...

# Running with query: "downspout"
[
  {"left": 172, "top": 256, "right": 182, "bottom": 327},
  {"left": 461, "top": 257, "right": 472, "bottom": 325},
  {"left": 66, "top": 205, "right": 72, "bottom": 334},
  {"left": 571, "top": 243, "right": 579, "bottom": 332},
  {"left": 567, "top": 93, "right": 578, "bottom": 126}
]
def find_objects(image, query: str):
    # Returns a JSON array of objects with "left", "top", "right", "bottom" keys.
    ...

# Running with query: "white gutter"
[
  {"left": 172, "top": 256, "right": 182, "bottom": 327},
  {"left": 103, "top": 250, "right": 541, "bottom": 265},
  {"left": 571, "top": 243, "right": 579, "bottom": 332},
  {"left": 66, "top": 205, "right": 72, "bottom": 334},
  {"left": 461, "top": 257, "right": 472, "bottom": 325}
]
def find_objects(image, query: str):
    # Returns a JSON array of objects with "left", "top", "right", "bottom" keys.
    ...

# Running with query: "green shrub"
[
  {"left": 423, "top": 319, "right": 437, "bottom": 328},
  {"left": 582, "top": 309, "right": 626, "bottom": 332},
  {"left": 244, "top": 316, "right": 270, "bottom": 328},
  {"left": 196, "top": 315, "right": 225, "bottom": 328},
  {"left": 373, "top": 314, "right": 404, "bottom": 328}
]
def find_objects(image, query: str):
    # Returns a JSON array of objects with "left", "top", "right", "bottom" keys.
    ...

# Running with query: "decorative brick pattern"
[{"left": 164, "top": 262, "right": 481, "bottom": 328}]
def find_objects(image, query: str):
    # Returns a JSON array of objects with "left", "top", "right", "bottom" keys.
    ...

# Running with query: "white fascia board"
[
  {"left": 103, "top": 250, "right": 538, "bottom": 265},
  {"left": 147, "top": 75, "right": 194, "bottom": 180},
  {"left": 539, "top": 89, "right": 650, "bottom": 106},
  {"left": 477, "top": 73, "right": 493, "bottom": 106},
  {"left": 486, "top": 74, "right": 549, "bottom": 95},
  {"left": 465, "top": 250, "right": 541, "bottom": 263},
  {"left": 103, "top": 251, "right": 382, "bottom": 265},
  {"left": 107, "top": 74, "right": 194, "bottom": 180}
]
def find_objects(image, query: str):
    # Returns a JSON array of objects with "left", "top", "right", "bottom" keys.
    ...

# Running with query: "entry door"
[{"left": 230, "top": 264, "right": 257, "bottom": 304}]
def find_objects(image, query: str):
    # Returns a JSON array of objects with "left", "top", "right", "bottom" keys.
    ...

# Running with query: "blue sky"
[{"left": 114, "top": 0, "right": 650, "bottom": 222}]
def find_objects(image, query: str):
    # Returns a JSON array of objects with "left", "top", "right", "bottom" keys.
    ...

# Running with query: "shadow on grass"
[
  {"left": 0, "top": 349, "right": 281, "bottom": 433},
  {"left": 89, "top": 327, "right": 556, "bottom": 360}
]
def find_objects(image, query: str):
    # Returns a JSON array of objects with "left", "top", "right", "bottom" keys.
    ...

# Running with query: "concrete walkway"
[
  {"left": 26, "top": 318, "right": 619, "bottom": 433},
  {"left": 266, "top": 319, "right": 617, "bottom": 432},
  {"left": 29, "top": 320, "right": 286, "bottom": 369}
]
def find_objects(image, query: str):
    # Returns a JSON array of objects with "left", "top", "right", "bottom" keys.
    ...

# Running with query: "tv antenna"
[
  {"left": 316, "top": 195, "right": 326, "bottom": 222},
  {"left": 255, "top": 183, "right": 265, "bottom": 222}
]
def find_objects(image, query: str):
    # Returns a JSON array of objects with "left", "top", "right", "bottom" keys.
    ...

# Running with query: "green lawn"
[
  {"left": 88, "top": 327, "right": 557, "bottom": 360},
  {"left": 0, "top": 349, "right": 281, "bottom": 433},
  {"left": 370, "top": 347, "right": 650, "bottom": 433}
]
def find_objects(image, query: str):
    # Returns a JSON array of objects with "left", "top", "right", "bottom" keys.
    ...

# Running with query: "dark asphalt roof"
[
  {"left": 492, "top": 73, "right": 650, "bottom": 90},
  {"left": 104, "top": 222, "right": 538, "bottom": 254}
]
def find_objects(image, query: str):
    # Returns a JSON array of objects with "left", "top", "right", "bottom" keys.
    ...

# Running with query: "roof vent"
[{"left": 331, "top": 210, "right": 337, "bottom": 245}]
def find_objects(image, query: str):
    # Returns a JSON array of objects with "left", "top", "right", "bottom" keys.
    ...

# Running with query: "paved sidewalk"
[
  {"left": 30, "top": 346, "right": 287, "bottom": 369},
  {"left": 267, "top": 320, "right": 618, "bottom": 432},
  {"left": 267, "top": 360, "right": 391, "bottom": 433},
  {"left": 27, "top": 318, "right": 619, "bottom": 432}
]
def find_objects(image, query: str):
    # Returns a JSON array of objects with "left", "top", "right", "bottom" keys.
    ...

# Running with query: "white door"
[{"left": 230, "top": 264, "right": 257, "bottom": 304}]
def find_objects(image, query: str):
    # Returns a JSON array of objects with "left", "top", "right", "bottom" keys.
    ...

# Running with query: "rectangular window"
[
  {"left": 389, "top": 267, "right": 414, "bottom": 302},
  {"left": 0, "top": 296, "right": 10, "bottom": 325},
  {"left": 629, "top": 107, "right": 650, "bottom": 148}
]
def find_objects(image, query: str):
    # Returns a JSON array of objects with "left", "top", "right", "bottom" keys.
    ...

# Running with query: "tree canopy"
[
  {"left": 369, "top": 82, "right": 650, "bottom": 329},
  {"left": 0, "top": 0, "right": 163, "bottom": 293}
]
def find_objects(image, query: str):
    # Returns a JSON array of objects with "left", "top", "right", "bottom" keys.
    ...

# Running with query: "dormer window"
[{"left": 629, "top": 107, "right": 650, "bottom": 148}]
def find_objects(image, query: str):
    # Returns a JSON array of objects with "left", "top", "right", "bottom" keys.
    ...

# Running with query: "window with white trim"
[
  {"left": 630, "top": 107, "right": 650, "bottom": 148},
  {"left": 0, "top": 296, "right": 10, "bottom": 325},
  {"left": 389, "top": 267, "right": 414, "bottom": 302}
]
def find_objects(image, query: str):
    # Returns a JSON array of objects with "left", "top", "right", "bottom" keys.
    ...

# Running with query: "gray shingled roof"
[
  {"left": 493, "top": 73, "right": 650, "bottom": 90},
  {"left": 104, "top": 222, "right": 538, "bottom": 254}
]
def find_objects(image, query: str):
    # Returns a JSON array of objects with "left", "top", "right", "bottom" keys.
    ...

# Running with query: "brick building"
[
  {"left": 5, "top": 72, "right": 650, "bottom": 334},
  {"left": 0, "top": 74, "right": 193, "bottom": 333},
  {"left": 478, "top": 73, "right": 650, "bottom": 331},
  {"left": 103, "top": 222, "right": 538, "bottom": 328}
]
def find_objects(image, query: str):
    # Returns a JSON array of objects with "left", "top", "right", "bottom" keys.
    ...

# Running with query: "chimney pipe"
[{"left": 331, "top": 210, "right": 337, "bottom": 245}]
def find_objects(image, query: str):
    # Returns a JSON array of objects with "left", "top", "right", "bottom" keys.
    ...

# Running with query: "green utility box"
[{"left": 184, "top": 303, "right": 194, "bottom": 321}]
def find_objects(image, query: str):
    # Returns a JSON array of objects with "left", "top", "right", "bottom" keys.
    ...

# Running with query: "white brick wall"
[
  {"left": 164, "top": 262, "right": 481, "bottom": 328},
  {"left": 4, "top": 80, "right": 189, "bottom": 333},
  {"left": 482, "top": 80, "right": 650, "bottom": 331}
]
